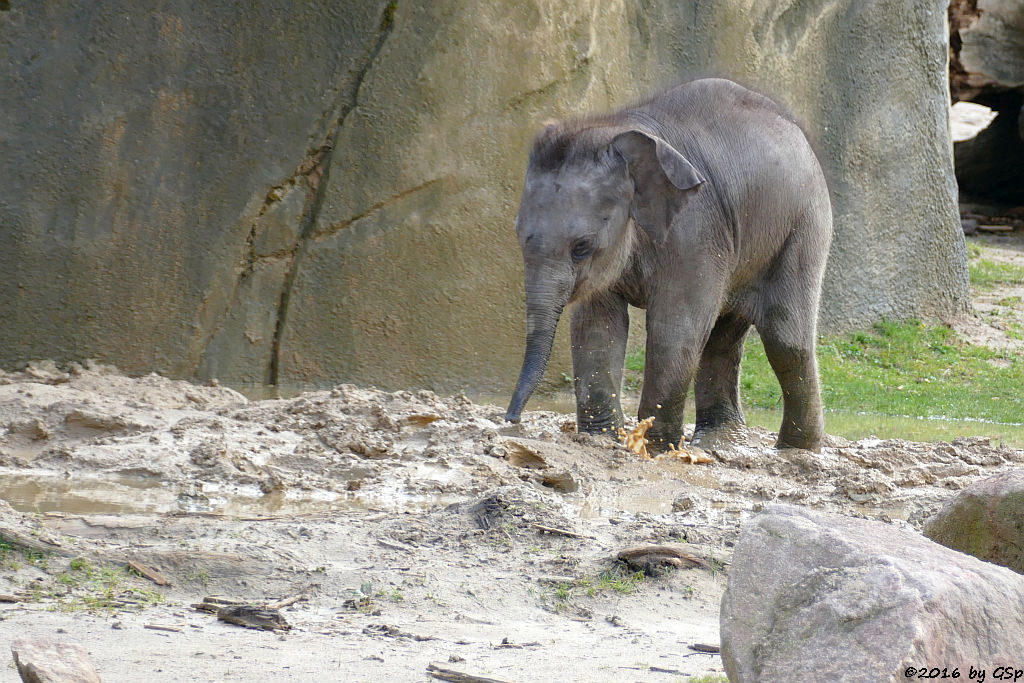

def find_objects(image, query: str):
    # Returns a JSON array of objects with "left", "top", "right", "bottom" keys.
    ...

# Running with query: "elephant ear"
[{"left": 611, "top": 130, "right": 705, "bottom": 244}]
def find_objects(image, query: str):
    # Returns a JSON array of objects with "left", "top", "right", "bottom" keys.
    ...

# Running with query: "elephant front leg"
[
  {"left": 639, "top": 309, "right": 714, "bottom": 452},
  {"left": 571, "top": 293, "right": 629, "bottom": 435}
]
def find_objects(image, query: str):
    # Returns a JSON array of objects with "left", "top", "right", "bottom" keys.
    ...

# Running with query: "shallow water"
[
  {"left": 0, "top": 472, "right": 171, "bottom": 516},
  {"left": 0, "top": 470, "right": 455, "bottom": 517}
]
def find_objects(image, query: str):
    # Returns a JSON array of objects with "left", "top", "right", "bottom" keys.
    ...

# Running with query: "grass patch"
[
  {"left": 56, "top": 559, "right": 165, "bottom": 613},
  {"left": 587, "top": 565, "right": 647, "bottom": 595},
  {"left": 626, "top": 320, "right": 1024, "bottom": 424},
  {"left": 536, "top": 565, "right": 647, "bottom": 613},
  {"left": 1, "top": 551, "right": 165, "bottom": 613},
  {"left": 969, "top": 258, "right": 1024, "bottom": 290}
]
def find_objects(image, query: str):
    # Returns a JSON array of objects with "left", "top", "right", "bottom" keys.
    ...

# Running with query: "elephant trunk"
[{"left": 505, "top": 277, "right": 570, "bottom": 423}]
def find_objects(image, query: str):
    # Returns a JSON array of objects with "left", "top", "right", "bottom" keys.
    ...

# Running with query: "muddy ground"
[{"left": 1, "top": 359, "right": 1023, "bottom": 683}]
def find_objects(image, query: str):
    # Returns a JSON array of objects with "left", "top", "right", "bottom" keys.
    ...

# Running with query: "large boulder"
[
  {"left": 924, "top": 470, "right": 1024, "bottom": 572},
  {"left": 721, "top": 504, "right": 1024, "bottom": 682},
  {"left": 0, "top": 1, "right": 967, "bottom": 390}
]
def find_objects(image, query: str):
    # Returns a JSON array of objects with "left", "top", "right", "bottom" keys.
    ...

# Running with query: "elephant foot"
[
  {"left": 645, "top": 430, "right": 685, "bottom": 454},
  {"left": 576, "top": 409, "right": 624, "bottom": 436},
  {"left": 775, "top": 421, "right": 823, "bottom": 452},
  {"left": 691, "top": 422, "right": 747, "bottom": 450}
]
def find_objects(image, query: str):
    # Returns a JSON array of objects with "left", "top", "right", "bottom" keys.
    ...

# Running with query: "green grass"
[
  {"left": 536, "top": 565, "right": 647, "bottom": 613},
  {"left": 56, "top": 560, "right": 165, "bottom": 613},
  {"left": 626, "top": 320, "right": 1024, "bottom": 425},
  {"left": 591, "top": 565, "right": 646, "bottom": 594},
  {"left": 969, "top": 258, "right": 1024, "bottom": 290}
]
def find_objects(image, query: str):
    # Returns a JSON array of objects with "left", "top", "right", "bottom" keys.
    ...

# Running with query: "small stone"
[{"left": 672, "top": 495, "right": 695, "bottom": 511}]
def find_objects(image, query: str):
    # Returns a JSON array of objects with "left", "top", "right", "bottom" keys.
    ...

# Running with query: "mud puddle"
[
  {"left": 0, "top": 470, "right": 470, "bottom": 518},
  {"left": 1, "top": 363, "right": 1023, "bottom": 681}
]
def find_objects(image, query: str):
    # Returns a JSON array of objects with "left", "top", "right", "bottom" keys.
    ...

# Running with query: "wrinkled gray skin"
[{"left": 506, "top": 79, "right": 832, "bottom": 452}]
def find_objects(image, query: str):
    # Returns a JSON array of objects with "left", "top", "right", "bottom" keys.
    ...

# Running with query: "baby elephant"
[{"left": 505, "top": 78, "right": 832, "bottom": 452}]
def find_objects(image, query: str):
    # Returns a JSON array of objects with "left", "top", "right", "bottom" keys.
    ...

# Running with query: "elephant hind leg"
[
  {"left": 755, "top": 243, "right": 826, "bottom": 451},
  {"left": 759, "top": 331, "right": 823, "bottom": 451},
  {"left": 693, "top": 311, "right": 751, "bottom": 449}
]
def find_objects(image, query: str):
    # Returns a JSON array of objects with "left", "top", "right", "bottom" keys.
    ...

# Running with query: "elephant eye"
[{"left": 571, "top": 239, "right": 594, "bottom": 262}]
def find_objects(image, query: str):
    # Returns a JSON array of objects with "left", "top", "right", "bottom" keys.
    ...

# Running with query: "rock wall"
[{"left": 0, "top": 0, "right": 967, "bottom": 392}]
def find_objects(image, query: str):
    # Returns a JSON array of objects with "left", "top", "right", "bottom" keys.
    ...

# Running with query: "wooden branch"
[
  {"left": 688, "top": 642, "right": 721, "bottom": 654},
  {"left": 265, "top": 593, "right": 305, "bottom": 610},
  {"left": 127, "top": 560, "right": 171, "bottom": 586},
  {"left": 529, "top": 524, "right": 592, "bottom": 539},
  {"left": 617, "top": 544, "right": 726, "bottom": 572},
  {"left": 193, "top": 595, "right": 245, "bottom": 613},
  {"left": 217, "top": 605, "right": 291, "bottom": 631},
  {"left": 426, "top": 663, "right": 514, "bottom": 683}
]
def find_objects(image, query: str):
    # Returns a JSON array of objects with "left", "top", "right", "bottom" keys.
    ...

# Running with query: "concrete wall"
[{"left": 0, "top": 0, "right": 967, "bottom": 393}]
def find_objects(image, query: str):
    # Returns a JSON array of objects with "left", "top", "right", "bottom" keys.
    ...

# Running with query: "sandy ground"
[{"left": 1, "top": 359, "right": 1024, "bottom": 682}]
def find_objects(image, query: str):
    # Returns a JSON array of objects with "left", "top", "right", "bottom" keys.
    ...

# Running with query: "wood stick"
[
  {"left": 529, "top": 523, "right": 592, "bottom": 539},
  {"left": 617, "top": 544, "right": 722, "bottom": 571},
  {"left": 426, "top": 662, "right": 514, "bottom": 683},
  {"left": 620, "top": 665, "right": 686, "bottom": 675},
  {"left": 265, "top": 593, "right": 305, "bottom": 610},
  {"left": 202, "top": 596, "right": 246, "bottom": 606},
  {"left": 127, "top": 560, "right": 171, "bottom": 586},
  {"left": 688, "top": 642, "right": 721, "bottom": 654},
  {"left": 191, "top": 602, "right": 220, "bottom": 613}
]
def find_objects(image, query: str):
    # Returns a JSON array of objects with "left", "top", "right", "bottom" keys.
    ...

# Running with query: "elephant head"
[{"left": 505, "top": 124, "right": 705, "bottom": 423}]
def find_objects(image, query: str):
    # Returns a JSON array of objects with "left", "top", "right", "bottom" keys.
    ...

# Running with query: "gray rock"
[
  {"left": 950, "top": 0, "right": 1024, "bottom": 203},
  {"left": 955, "top": 103, "right": 1024, "bottom": 204},
  {"left": 924, "top": 470, "right": 1024, "bottom": 573},
  {"left": 951, "top": 0, "right": 1024, "bottom": 103},
  {"left": 721, "top": 505, "right": 1024, "bottom": 682},
  {"left": 0, "top": 1, "right": 967, "bottom": 390},
  {"left": 11, "top": 637, "right": 102, "bottom": 683}
]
